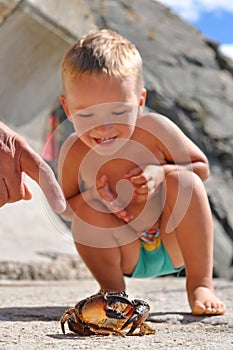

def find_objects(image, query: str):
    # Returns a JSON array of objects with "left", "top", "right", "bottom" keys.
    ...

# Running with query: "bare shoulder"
[
  {"left": 137, "top": 112, "right": 177, "bottom": 131},
  {"left": 136, "top": 112, "right": 199, "bottom": 158},
  {"left": 60, "top": 132, "right": 78, "bottom": 154},
  {"left": 137, "top": 112, "right": 182, "bottom": 143},
  {"left": 137, "top": 112, "right": 207, "bottom": 164},
  {"left": 59, "top": 133, "right": 86, "bottom": 165},
  {"left": 61, "top": 132, "right": 88, "bottom": 153}
]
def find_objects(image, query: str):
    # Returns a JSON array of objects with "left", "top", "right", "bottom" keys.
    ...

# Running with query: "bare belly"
[
  {"left": 126, "top": 194, "right": 162, "bottom": 233},
  {"left": 80, "top": 154, "right": 163, "bottom": 233}
]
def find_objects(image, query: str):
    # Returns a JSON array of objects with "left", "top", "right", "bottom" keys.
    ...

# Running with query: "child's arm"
[
  {"left": 140, "top": 113, "right": 210, "bottom": 181},
  {"left": 125, "top": 115, "right": 210, "bottom": 205},
  {"left": 57, "top": 134, "right": 82, "bottom": 221}
]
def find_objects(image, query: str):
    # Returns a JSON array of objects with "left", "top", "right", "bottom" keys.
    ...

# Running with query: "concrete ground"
[{"left": 0, "top": 278, "right": 232, "bottom": 350}]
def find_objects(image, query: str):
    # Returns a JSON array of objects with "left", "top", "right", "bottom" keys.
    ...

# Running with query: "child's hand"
[
  {"left": 96, "top": 175, "right": 133, "bottom": 223},
  {"left": 124, "top": 165, "right": 164, "bottom": 204}
]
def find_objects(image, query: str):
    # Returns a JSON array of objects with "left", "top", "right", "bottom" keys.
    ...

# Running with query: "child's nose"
[{"left": 95, "top": 122, "right": 113, "bottom": 132}]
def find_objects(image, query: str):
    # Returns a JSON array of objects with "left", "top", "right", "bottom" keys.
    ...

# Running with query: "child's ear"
[
  {"left": 139, "top": 88, "right": 147, "bottom": 107},
  {"left": 60, "top": 95, "right": 72, "bottom": 121}
]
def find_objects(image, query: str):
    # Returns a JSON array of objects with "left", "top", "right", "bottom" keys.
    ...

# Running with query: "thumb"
[{"left": 23, "top": 182, "right": 33, "bottom": 200}]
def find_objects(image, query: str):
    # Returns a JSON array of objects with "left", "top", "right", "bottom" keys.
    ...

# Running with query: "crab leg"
[{"left": 60, "top": 308, "right": 77, "bottom": 334}]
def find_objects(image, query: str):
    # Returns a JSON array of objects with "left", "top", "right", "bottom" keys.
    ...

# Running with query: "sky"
[{"left": 156, "top": 0, "right": 233, "bottom": 59}]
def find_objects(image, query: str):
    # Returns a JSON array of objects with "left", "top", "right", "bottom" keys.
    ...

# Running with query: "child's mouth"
[
  {"left": 94, "top": 136, "right": 117, "bottom": 145},
  {"left": 91, "top": 135, "right": 129, "bottom": 155}
]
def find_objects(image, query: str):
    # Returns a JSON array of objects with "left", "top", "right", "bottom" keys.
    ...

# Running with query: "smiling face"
[{"left": 61, "top": 73, "right": 146, "bottom": 155}]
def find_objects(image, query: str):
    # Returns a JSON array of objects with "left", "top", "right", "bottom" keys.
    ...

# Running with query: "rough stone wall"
[{"left": 0, "top": 1, "right": 68, "bottom": 132}]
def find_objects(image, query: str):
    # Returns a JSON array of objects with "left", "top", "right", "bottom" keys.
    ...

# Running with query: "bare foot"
[{"left": 188, "top": 286, "right": 226, "bottom": 316}]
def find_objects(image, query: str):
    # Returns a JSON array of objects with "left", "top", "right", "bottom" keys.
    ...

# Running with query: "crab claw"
[
  {"left": 104, "top": 293, "right": 133, "bottom": 320},
  {"left": 121, "top": 299, "right": 150, "bottom": 335},
  {"left": 105, "top": 294, "right": 133, "bottom": 307}
]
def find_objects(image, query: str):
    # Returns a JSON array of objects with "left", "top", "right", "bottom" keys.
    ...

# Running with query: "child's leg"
[
  {"left": 71, "top": 198, "right": 140, "bottom": 291},
  {"left": 161, "top": 171, "right": 226, "bottom": 315}
]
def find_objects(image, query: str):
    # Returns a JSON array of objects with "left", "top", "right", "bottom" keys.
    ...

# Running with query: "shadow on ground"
[{"left": 0, "top": 306, "right": 65, "bottom": 321}]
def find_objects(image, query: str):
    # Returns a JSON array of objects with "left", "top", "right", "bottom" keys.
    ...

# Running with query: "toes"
[
  {"left": 204, "top": 301, "right": 216, "bottom": 315},
  {"left": 192, "top": 300, "right": 226, "bottom": 316},
  {"left": 205, "top": 300, "right": 226, "bottom": 315},
  {"left": 213, "top": 303, "right": 226, "bottom": 315},
  {"left": 192, "top": 301, "right": 206, "bottom": 315}
]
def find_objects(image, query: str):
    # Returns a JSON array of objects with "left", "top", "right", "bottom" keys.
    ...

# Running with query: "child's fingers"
[
  {"left": 131, "top": 174, "right": 147, "bottom": 185},
  {"left": 101, "top": 196, "right": 133, "bottom": 222},
  {"left": 124, "top": 167, "right": 143, "bottom": 179},
  {"left": 117, "top": 209, "right": 133, "bottom": 222},
  {"left": 97, "top": 175, "right": 116, "bottom": 202},
  {"left": 134, "top": 184, "right": 148, "bottom": 195},
  {"left": 96, "top": 174, "right": 108, "bottom": 190},
  {"left": 133, "top": 181, "right": 158, "bottom": 203},
  {"left": 133, "top": 192, "right": 148, "bottom": 204}
]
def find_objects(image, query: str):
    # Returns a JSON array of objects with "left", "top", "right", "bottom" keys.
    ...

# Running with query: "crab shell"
[{"left": 60, "top": 290, "right": 155, "bottom": 337}]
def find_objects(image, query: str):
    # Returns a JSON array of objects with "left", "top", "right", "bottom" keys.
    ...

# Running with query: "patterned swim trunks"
[{"left": 127, "top": 227, "right": 184, "bottom": 278}]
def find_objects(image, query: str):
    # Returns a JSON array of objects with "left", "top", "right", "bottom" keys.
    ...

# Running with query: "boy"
[{"left": 58, "top": 29, "right": 225, "bottom": 315}]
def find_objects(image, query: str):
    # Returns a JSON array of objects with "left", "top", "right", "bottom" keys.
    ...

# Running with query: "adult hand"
[{"left": 0, "top": 121, "right": 66, "bottom": 213}]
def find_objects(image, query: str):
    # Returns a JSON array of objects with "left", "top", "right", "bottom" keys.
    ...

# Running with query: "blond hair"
[{"left": 61, "top": 29, "right": 144, "bottom": 96}]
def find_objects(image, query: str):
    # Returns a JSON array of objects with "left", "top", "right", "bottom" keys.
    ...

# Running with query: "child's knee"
[
  {"left": 166, "top": 171, "right": 204, "bottom": 194},
  {"left": 164, "top": 171, "right": 206, "bottom": 210}
]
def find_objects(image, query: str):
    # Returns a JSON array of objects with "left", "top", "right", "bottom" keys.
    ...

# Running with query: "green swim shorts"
[{"left": 129, "top": 238, "right": 184, "bottom": 279}]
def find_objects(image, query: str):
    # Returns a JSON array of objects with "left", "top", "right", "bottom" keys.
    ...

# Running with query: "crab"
[{"left": 60, "top": 290, "right": 155, "bottom": 337}]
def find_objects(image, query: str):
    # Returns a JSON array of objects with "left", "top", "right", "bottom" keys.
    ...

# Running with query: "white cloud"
[
  {"left": 156, "top": 1, "right": 233, "bottom": 61},
  {"left": 156, "top": 0, "right": 201, "bottom": 21},
  {"left": 157, "top": 0, "right": 233, "bottom": 21},
  {"left": 220, "top": 44, "right": 233, "bottom": 60}
]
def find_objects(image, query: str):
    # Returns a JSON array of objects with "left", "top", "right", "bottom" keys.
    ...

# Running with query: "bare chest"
[{"left": 79, "top": 139, "right": 163, "bottom": 198}]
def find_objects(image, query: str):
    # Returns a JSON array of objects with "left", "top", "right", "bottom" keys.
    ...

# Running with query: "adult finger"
[
  {"left": 0, "top": 177, "right": 8, "bottom": 207},
  {"left": 21, "top": 147, "right": 66, "bottom": 213},
  {"left": 23, "top": 181, "right": 33, "bottom": 200},
  {"left": 2, "top": 172, "right": 25, "bottom": 203}
]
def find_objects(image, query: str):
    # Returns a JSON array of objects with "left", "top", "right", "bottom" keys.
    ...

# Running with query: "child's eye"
[
  {"left": 77, "top": 113, "right": 94, "bottom": 118},
  {"left": 112, "top": 110, "right": 128, "bottom": 116}
]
